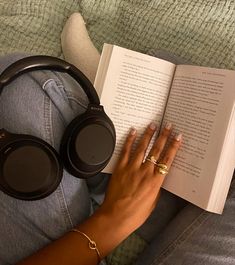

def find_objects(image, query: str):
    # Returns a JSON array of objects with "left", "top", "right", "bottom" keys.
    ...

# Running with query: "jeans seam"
[
  {"left": 43, "top": 86, "right": 73, "bottom": 231},
  {"left": 44, "top": 79, "right": 87, "bottom": 120},
  {"left": 151, "top": 211, "right": 211, "bottom": 265},
  {"left": 65, "top": 91, "right": 88, "bottom": 110},
  {"left": 53, "top": 71, "right": 88, "bottom": 110},
  {"left": 43, "top": 94, "right": 54, "bottom": 145},
  {"left": 59, "top": 181, "right": 74, "bottom": 228}
]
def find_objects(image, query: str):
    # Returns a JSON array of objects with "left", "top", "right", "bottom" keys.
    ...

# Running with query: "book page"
[
  {"left": 209, "top": 104, "right": 235, "bottom": 212},
  {"left": 162, "top": 65, "right": 235, "bottom": 212},
  {"left": 95, "top": 45, "right": 176, "bottom": 173}
]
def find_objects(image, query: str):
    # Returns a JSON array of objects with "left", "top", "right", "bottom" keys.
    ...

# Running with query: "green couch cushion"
[{"left": 0, "top": 0, "right": 234, "bottom": 69}]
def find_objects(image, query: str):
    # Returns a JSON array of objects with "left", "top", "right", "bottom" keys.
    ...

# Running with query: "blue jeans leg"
[
  {"left": 135, "top": 176, "right": 235, "bottom": 265},
  {"left": 0, "top": 54, "right": 93, "bottom": 264}
]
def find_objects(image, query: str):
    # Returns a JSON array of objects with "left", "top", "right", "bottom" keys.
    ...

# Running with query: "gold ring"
[
  {"left": 156, "top": 163, "right": 168, "bottom": 175},
  {"left": 145, "top": 155, "right": 158, "bottom": 165}
]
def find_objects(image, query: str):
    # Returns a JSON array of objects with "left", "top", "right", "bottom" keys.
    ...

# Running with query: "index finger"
[{"left": 115, "top": 127, "right": 137, "bottom": 169}]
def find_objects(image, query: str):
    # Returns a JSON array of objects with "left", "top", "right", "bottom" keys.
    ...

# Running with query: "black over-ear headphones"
[{"left": 0, "top": 56, "right": 116, "bottom": 200}]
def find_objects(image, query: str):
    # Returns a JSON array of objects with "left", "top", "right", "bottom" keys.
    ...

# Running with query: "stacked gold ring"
[
  {"left": 145, "top": 155, "right": 168, "bottom": 175},
  {"left": 145, "top": 155, "right": 158, "bottom": 165},
  {"left": 155, "top": 163, "right": 168, "bottom": 175}
]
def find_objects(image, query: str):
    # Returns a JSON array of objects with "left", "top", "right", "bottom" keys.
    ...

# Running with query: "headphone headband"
[
  {"left": 0, "top": 55, "right": 116, "bottom": 200},
  {"left": 0, "top": 55, "right": 100, "bottom": 105}
]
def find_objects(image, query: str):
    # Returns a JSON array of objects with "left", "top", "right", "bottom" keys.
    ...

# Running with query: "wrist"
[
  {"left": 96, "top": 204, "right": 136, "bottom": 236},
  {"left": 98, "top": 200, "right": 142, "bottom": 234},
  {"left": 76, "top": 206, "right": 133, "bottom": 259}
]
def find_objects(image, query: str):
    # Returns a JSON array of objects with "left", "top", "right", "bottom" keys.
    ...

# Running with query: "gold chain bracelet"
[{"left": 71, "top": 229, "right": 101, "bottom": 262}]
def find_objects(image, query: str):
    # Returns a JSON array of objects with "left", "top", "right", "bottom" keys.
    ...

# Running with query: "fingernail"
[
  {"left": 175, "top": 133, "right": 183, "bottom": 141},
  {"left": 130, "top": 127, "right": 137, "bottom": 135},
  {"left": 149, "top": 122, "right": 157, "bottom": 130},
  {"left": 165, "top": 122, "right": 172, "bottom": 130}
]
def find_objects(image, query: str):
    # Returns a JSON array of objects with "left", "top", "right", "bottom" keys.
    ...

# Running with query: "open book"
[{"left": 94, "top": 44, "right": 235, "bottom": 214}]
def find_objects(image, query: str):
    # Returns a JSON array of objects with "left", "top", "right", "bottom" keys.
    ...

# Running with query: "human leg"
[
  {"left": 135, "top": 189, "right": 187, "bottom": 243},
  {"left": 0, "top": 54, "right": 92, "bottom": 264},
  {"left": 135, "top": 176, "right": 235, "bottom": 265}
]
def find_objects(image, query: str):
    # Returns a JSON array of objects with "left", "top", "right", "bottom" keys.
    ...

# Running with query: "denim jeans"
[
  {"left": 0, "top": 54, "right": 234, "bottom": 265},
  {"left": 0, "top": 54, "right": 94, "bottom": 264},
  {"left": 135, "top": 179, "right": 235, "bottom": 265}
]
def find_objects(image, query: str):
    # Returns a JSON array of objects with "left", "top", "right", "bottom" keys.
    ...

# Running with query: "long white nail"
[
  {"left": 149, "top": 122, "right": 157, "bottom": 130},
  {"left": 130, "top": 127, "right": 137, "bottom": 135},
  {"left": 165, "top": 122, "right": 172, "bottom": 130},
  {"left": 175, "top": 133, "right": 183, "bottom": 141}
]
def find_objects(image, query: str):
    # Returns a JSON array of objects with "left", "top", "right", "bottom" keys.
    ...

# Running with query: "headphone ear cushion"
[
  {"left": 0, "top": 132, "right": 63, "bottom": 200},
  {"left": 60, "top": 111, "right": 115, "bottom": 178}
]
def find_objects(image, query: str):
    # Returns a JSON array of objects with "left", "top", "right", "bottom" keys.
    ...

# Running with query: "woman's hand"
[
  {"left": 17, "top": 122, "right": 182, "bottom": 265},
  {"left": 99, "top": 122, "right": 182, "bottom": 233}
]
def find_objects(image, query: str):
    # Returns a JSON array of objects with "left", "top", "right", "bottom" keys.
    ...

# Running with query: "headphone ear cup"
[
  {"left": 0, "top": 131, "right": 63, "bottom": 200},
  {"left": 60, "top": 110, "right": 115, "bottom": 178}
]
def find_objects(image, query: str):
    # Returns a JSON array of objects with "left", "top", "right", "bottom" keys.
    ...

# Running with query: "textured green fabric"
[
  {"left": 0, "top": 1, "right": 234, "bottom": 264},
  {"left": 0, "top": 0, "right": 234, "bottom": 69},
  {"left": 106, "top": 233, "right": 147, "bottom": 265},
  {"left": 82, "top": 0, "right": 235, "bottom": 69},
  {"left": 0, "top": 0, "right": 80, "bottom": 57}
]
